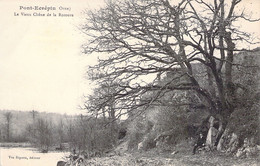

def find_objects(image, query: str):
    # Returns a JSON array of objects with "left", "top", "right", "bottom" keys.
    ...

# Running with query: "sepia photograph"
[{"left": 0, "top": 0, "right": 259, "bottom": 165}]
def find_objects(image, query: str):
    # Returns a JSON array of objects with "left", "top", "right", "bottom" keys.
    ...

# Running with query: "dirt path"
[
  {"left": 81, "top": 140, "right": 259, "bottom": 166},
  {"left": 82, "top": 151, "right": 259, "bottom": 166}
]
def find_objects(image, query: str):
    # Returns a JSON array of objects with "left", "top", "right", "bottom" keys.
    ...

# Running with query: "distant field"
[{"left": 0, "top": 142, "right": 31, "bottom": 147}]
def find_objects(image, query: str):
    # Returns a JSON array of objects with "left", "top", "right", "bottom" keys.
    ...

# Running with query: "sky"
[
  {"left": 0, "top": 0, "right": 259, "bottom": 115},
  {"left": 0, "top": 0, "right": 105, "bottom": 115}
]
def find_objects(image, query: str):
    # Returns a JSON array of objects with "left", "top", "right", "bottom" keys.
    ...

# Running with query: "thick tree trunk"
[{"left": 224, "top": 32, "right": 236, "bottom": 114}]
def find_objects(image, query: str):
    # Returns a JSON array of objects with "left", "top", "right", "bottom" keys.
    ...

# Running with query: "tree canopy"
[{"left": 82, "top": 0, "right": 259, "bottom": 121}]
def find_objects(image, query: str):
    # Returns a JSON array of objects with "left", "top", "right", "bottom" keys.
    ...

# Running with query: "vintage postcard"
[{"left": 0, "top": 0, "right": 259, "bottom": 166}]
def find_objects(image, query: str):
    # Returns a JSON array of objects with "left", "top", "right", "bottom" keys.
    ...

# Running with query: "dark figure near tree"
[{"left": 193, "top": 133, "right": 206, "bottom": 154}]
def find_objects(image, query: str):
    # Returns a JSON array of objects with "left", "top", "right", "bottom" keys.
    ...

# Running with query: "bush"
[
  {"left": 141, "top": 132, "right": 157, "bottom": 150},
  {"left": 153, "top": 106, "right": 189, "bottom": 145},
  {"left": 127, "top": 116, "right": 146, "bottom": 150}
]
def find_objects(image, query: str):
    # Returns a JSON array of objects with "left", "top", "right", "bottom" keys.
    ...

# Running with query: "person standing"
[{"left": 193, "top": 133, "right": 206, "bottom": 154}]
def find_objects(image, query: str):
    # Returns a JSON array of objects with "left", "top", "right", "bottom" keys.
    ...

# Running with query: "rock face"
[
  {"left": 216, "top": 129, "right": 260, "bottom": 158},
  {"left": 216, "top": 48, "right": 260, "bottom": 156},
  {"left": 137, "top": 141, "right": 144, "bottom": 150},
  {"left": 236, "top": 138, "right": 259, "bottom": 158}
]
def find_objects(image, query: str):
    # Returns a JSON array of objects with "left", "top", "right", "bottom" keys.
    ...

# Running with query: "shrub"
[
  {"left": 127, "top": 116, "right": 146, "bottom": 150},
  {"left": 153, "top": 106, "right": 189, "bottom": 145}
]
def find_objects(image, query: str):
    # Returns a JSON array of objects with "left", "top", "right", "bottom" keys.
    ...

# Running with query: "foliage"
[
  {"left": 34, "top": 118, "right": 53, "bottom": 151},
  {"left": 3, "top": 112, "right": 13, "bottom": 142},
  {"left": 127, "top": 116, "right": 147, "bottom": 150},
  {"left": 154, "top": 106, "right": 189, "bottom": 144},
  {"left": 65, "top": 115, "right": 119, "bottom": 154}
]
